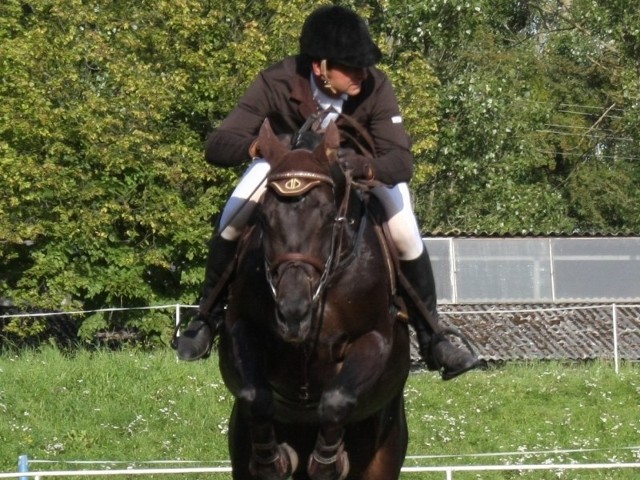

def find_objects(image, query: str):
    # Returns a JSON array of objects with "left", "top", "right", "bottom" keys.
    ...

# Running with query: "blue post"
[{"left": 18, "top": 454, "right": 29, "bottom": 480}]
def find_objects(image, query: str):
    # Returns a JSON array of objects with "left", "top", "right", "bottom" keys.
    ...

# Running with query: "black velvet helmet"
[{"left": 299, "top": 5, "right": 382, "bottom": 68}]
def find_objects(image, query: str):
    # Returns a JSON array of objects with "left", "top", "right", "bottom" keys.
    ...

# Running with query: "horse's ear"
[
  {"left": 257, "top": 119, "right": 289, "bottom": 165},
  {"left": 321, "top": 121, "right": 341, "bottom": 164}
]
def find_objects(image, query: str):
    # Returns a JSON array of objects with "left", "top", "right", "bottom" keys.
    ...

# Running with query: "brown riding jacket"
[{"left": 205, "top": 55, "right": 414, "bottom": 186}]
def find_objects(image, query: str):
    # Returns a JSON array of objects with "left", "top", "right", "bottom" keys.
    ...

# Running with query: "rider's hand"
[{"left": 337, "top": 148, "right": 374, "bottom": 180}]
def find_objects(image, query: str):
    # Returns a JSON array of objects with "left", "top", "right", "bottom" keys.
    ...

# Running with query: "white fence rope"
[
  {"left": 3, "top": 302, "right": 638, "bottom": 375},
  {"left": 6, "top": 462, "right": 640, "bottom": 479},
  {"left": 7, "top": 466, "right": 231, "bottom": 478},
  {"left": 12, "top": 446, "right": 640, "bottom": 479},
  {"left": 17, "top": 444, "right": 640, "bottom": 466},
  {"left": 0, "top": 304, "right": 198, "bottom": 320},
  {"left": 3, "top": 303, "right": 637, "bottom": 373},
  {"left": 5, "top": 302, "right": 637, "bottom": 319}
]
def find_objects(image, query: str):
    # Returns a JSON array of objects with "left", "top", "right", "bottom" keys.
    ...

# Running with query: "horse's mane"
[{"left": 292, "top": 130, "right": 323, "bottom": 151}]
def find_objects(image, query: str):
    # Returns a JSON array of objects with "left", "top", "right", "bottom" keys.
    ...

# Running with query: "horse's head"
[{"left": 257, "top": 120, "right": 340, "bottom": 344}]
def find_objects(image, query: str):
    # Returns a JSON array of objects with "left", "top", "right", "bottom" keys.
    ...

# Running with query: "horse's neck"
[
  {"left": 346, "top": 190, "right": 400, "bottom": 290},
  {"left": 360, "top": 191, "right": 385, "bottom": 226},
  {"left": 335, "top": 188, "right": 377, "bottom": 263}
]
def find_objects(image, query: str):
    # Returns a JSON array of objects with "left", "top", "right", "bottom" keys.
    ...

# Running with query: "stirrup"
[
  {"left": 176, "top": 318, "right": 215, "bottom": 361},
  {"left": 434, "top": 326, "right": 479, "bottom": 359},
  {"left": 433, "top": 327, "right": 485, "bottom": 381},
  {"left": 170, "top": 308, "right": 205, "bottom": 350}
]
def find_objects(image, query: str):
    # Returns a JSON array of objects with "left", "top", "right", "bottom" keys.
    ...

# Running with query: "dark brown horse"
[{"left": 218, "top": 120, "right": 411, "bottom": 480}]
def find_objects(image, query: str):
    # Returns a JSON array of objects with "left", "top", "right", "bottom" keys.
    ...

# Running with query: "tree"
[
  {"left": 380, "top": 0, "right": 640, "bottom": 234},
  {"left": 0, "top": 0, "right": 307, "bottom": 340},
  {"left": 1, "top": 0, "right": 639, "bottom": 343}
]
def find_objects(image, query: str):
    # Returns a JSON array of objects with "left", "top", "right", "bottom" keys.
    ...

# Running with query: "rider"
[{"left": 177, "top": 5, "right": 482, "bottom": 380}]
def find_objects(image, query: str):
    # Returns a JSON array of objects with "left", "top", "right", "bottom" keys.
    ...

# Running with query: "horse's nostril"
[
  {"left": 277, "top": 294, "right": 311, "bottom": 323},
  {"left": 275, "top": 308, "right": 312, "bottom": 343}
]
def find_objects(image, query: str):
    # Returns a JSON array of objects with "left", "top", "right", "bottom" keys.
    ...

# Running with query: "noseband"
[{"left": 264, "top": 170, "right": 345, "bottom": 304}]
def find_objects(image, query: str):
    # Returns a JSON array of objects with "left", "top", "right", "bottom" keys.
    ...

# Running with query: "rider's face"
[{"left": 312, "top": 61, "right": 368, "bottom": 97}]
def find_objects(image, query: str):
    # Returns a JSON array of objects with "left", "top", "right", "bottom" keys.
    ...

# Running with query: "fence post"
[
  {"left": 18, "top": 455, "right": 28, "bottom": 480},
  {"left": 612, "top": 303, "right": 619, "bottom": 375}
]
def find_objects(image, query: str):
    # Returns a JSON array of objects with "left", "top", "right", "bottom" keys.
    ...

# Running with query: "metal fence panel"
[
  {"left": 426, "top": 237, "right": 640, "bottom": 304},
  {"left": 449, "top": 238, "right": 552, "bottom": 303},
  {"left": 552, "top": 238, "right": 640, "bottom": 302},
  {"left": 423, "top": 238, "right": 453, "bottom": 302}
]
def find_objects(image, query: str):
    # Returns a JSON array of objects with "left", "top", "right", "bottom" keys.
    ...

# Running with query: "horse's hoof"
[
  {"left": 281, "top": 443, "right": 299, "bottom": 476},
  {"left": 249, "top": 442, "right": 298, "bottom": 480},
  {"left": 307, "top": 443, "right": 350, "bottom": 480}
]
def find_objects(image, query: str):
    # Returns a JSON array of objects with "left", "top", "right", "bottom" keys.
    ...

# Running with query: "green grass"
[{"left": 1, "top": 348, "right": 639, "bottom": 479}]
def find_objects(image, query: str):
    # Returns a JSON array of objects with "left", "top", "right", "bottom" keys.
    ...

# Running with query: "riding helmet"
[{"left": 299, "top": 5, "right": 381, "bottom": 68}]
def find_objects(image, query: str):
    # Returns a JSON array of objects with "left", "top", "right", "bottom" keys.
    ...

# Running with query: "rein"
[
  {"left": 337, "top": 112, "right": 376, "bottom": 160},
  {"left": 290, "top": 111, "right": 376, "bottom": 160}
]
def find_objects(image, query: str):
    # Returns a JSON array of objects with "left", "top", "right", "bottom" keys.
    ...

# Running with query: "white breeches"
[{"left": 219, "top": 159, "right": 424, "bottom": 261}]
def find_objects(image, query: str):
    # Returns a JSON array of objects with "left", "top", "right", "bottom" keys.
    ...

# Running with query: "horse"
[{"left": 217, "top": 119, "right": 411, "bottom": 480}]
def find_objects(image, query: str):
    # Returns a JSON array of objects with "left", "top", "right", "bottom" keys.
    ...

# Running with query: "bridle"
[
  {"left": 261, "top": 112, "right": 374, "bottom": 309},
  {"left": 263, "top": 169, "right": 353, "bottom": 305}
]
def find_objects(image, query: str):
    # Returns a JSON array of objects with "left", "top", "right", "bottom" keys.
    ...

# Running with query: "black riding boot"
[
  {"left": 400, "top": 248, "right": 482, "bottom": 380},
  {"left": 177, "top": 235, "right": 238, "bottom": 361}
]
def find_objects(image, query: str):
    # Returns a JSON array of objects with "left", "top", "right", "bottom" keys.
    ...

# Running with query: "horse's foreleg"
[
  {"left": 228, "top": 320, "right": 273, "bottom": 420},
  {"left": 306, "top": 428, "right": 349, "bottom": 480},
  {"left": 308, "top": 330, "right": 391, "bottom": 480},
  {"left": 318, "top": 330, "right": 390, "bottom": 424},
  {"left": 227, "top": 321, "right": 298, "bottom": 479},
  {"left": 249, "top": 422, "right": 299, "bottom": 480}
]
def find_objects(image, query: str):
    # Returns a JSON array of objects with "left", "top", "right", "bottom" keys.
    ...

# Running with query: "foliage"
[
  {"left": 380, "top": 0, "right": 640, "bottom": 234},
  {"left": 1, "top": 1, "right": 233, "bottom": 318},
  {"left": 1, "top": 0, "right": 639, "bottom": 340},
  {"left": 0, "top": 0, "right": 312, "bottom": 339}
]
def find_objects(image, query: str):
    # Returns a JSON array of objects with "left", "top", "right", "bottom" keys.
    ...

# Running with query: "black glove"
[{"left": 337, "top": 148, "right": 374, "bottom": 179}]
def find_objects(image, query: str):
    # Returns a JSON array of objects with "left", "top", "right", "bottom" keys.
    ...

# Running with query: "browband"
[{"left": 267, "top": 172, "right": 334, "bottom": 197}]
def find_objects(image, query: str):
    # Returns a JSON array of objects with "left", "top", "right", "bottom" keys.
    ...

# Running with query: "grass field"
[{"left": 1, "top": 347, "right": 639, "bottom": 479}]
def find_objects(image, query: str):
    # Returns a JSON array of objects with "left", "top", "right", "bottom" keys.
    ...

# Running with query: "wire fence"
[
  {"left": 2, "top": 302, "right": 640, "bottom": 373},
  {"left": 439, "top": 302, "right": 640, "bottom": 373}
]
